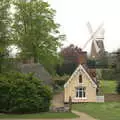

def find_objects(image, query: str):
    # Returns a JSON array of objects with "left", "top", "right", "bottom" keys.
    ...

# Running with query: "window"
[
  {"left": 79, "top": 74, "right": 82, "bottom": 83},
  {"left": 76, "top": 87, "right": 86, "bottom": 98}
]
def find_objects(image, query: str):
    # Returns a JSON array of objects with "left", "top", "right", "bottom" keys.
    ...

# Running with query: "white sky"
[{"left": 46, "top": 0, "right": 120, "bottom": 52}]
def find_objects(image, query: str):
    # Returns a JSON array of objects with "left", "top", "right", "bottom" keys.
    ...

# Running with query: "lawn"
[
  {"left": 0, "top": 112, "right": 79, "bottom": 119},
  {"left": 73, "top": 102, "right": 120, "bottom": 120},
  {"left": 101, "top": 80, "right": 117, "bottom": 93}
]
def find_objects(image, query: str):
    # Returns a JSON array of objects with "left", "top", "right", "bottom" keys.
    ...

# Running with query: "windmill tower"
[{"left": 83, "top": 22, "right": 105, "bottom": 60}]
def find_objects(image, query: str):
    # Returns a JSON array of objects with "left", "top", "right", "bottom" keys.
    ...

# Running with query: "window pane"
[
  {"left": 76, "top": 91, "right": 79, "bottom": 97},
  {"left": 76, "top": 87, "right": 86, "bottom": 98},
  {"left": 79, "top": 74, "right": 82, "bottom": 83},
  {"left": 79, "top": 90, "right": 82, "bottom": 97}
]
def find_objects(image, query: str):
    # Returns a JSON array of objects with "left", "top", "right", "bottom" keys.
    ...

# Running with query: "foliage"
[
  {"left": 87, "top": 58, "right": 108, "bottom": 68},
  {"left": 116, "top": 81, "right": 120, "bottom": 94},
  {"left": 56, "top": 44, "right": 82, "bottom": 75},
  {"left": 12, "top": 0, "right": 65, "bottom": 73},
  {"left": 0, "top": 0, "right": 11, "bottom": 73},
  {"left": 87, "top": 59, "right": 96, "bottom": 68},
  {"left": 101, "top": 69, "right": 115, "bottom": 80},
  {"left": 96, "top": 53, "right": 108, "bottom": 68},
  {"left": 53, "top": 75, "right": 69, "bottom": 86},
  {"left": 101, "top": 80, "right": 116, "bottom": 94},
  {"left": 0, "top": 112, "right": 79, "bottom": 119},
  {"left": 0, "top": 72, "right": 52, "bottom": 113},
  {"left": 60, "top": 44, "right": 82, "bottom": 64},
  {"left": 56, "top": 63, "right": 77, "bottom": 75},
  {"left": 112, "top": 49, "right": 120, "bottom": 94},
  {"left": 73, "top": 102, "right": 120, "bottom": 120},
  {"left": 112, "top": 49, "right": 120, "bottom": 78}
]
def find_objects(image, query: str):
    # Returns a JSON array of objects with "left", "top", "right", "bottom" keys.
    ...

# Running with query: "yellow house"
[{"left": 64, "top": 64, "right": 97, "bottom": 103}]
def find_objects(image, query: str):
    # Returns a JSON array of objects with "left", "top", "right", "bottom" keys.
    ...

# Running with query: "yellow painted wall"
[{"left": 64, "top": 67, "right": 97, "bottom": 102}]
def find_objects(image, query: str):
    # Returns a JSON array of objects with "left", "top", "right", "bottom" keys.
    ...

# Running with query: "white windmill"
[{"left": 83, "top": 22, "right": 105, "bottom": 59}]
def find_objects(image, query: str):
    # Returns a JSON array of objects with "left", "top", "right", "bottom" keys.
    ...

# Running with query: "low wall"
[
  {"left": 96, "top": 96, "right": 104, "bottom": 102},
  {"left": 104, "top": 94, "right": 120, "bottom": 102}
]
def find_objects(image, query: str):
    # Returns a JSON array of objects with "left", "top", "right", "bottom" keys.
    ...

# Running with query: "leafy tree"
[
  {"left": 60, "top": 44, "right": 82, "bottom": 64},
  {"left": 56, "top": 44, "right": 83, "bottom": 75},
  {"left": 0, "top": 0, "right": 11, "bottom": 73},
  {"left": 12, "top": 0, "right": 64, "bottom": 73},
  {"left": 0, "top": 72, "right": 52, "bottom": 113}
]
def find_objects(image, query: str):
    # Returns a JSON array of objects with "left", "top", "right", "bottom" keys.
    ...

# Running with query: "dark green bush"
[
  {"left": 0, "top": 72, "right": 52, "bottom": 113},
  {"left": 116, "top": 81, "right": 120, "bottom": 94}
]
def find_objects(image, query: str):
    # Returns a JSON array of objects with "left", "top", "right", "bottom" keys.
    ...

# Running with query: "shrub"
[
  {"left": 116, "top": 81, "right": 120, "bottom": 94},
  {"left": 53, "top": 75, "right": 70, "bottom": 86},
  {"left": 0, "top": 72, "right": 52, "bottom": 113},
  {"left": 101, "top": 69, "right": 115, "bottom": 80}
]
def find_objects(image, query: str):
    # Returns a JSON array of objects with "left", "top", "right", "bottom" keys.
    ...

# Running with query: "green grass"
[
  {"left": 0, "top": 112, "right": 79, "bottom": 119},
  {"left": 73, "top": 102, "right": 120, "bottom": 120},
  {"left": 101, "top": 80, "right": 117, "bottom": 93}
]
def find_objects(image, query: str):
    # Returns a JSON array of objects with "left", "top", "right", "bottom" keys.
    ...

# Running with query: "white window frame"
[{"left": 76, "top": 87, "right": 86, "bottom": 99}]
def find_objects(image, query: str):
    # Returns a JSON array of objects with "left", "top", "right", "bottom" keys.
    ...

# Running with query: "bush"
[
  {"left": 0, "top": 72, "right": 52, "bottom": 113},
  {"left": 101, "top": 69, "right": 115, "bottom": 80},
  {"left": 116, "top": 81, "right": 120, "bottom": 94},
  {"left": 53, "top": 75, "right": 70, "bottom": 86}
]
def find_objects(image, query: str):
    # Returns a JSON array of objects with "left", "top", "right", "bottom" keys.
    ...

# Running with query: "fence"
[
  {"left": 104, "top": 94, "right": 120, "bottom": 102},
  {"left": 96, "top": 96, "right": 104, "bottom": 102}
]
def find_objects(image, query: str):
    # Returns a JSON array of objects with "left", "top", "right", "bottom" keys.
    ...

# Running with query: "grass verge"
[
  {"left": 0, "top": 112, "right": 79, "bottom": 119},
  {"left": 73, "top": 102, "right": 120, "bottom": 120}
]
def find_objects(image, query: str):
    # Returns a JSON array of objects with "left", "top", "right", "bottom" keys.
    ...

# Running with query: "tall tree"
[
  {"left": 60, "top": 44, "right": 82, "bottom": 64},
  {"left": 0, "top": 0, "right": 11, "bottom": 73},
  {"left": 56, "top": 44, "right": 83, "bottom": 75},
  {"left": 12, "top": 0, "right": 64, "bottom": 73}
]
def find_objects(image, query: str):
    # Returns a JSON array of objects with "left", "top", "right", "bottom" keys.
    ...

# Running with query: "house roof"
[
  {"left": 18, "top": 63, "right": 53, "bottom": 86},
  {"left": 82, "top": 64, "right": 97, "bottom": 85},
  {"left": 64, "top": 64, "right": 97, "bottom": 88}
]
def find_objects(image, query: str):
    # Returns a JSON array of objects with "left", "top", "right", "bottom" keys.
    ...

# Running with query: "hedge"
[{"left": 0, "top": 72, "right": 52, "bottom": 113}]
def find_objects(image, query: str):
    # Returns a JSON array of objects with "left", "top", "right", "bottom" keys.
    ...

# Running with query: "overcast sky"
[{"left": 46, "top": 0, "right": 120, "bottom": 52}]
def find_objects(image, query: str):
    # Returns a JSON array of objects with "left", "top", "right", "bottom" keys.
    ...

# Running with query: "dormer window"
[{"left": 79, "top": 74, "right": 82, "bottom": 83}]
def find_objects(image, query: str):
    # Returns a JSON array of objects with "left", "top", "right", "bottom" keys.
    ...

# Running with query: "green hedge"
[
  {"left": 0, "top": 72, "right": 52, "bottom": 113},
  {"left": 101, "top": 69, "right": 115, "bottom": 80}
]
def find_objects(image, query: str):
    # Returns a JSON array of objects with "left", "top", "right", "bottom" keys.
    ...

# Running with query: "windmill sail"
[
  {"left": 87, "top": 22, "right": 93, "bottom": 34},
  {"left": 83, "top": 22, "right": 103, "bottom": 50}
]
